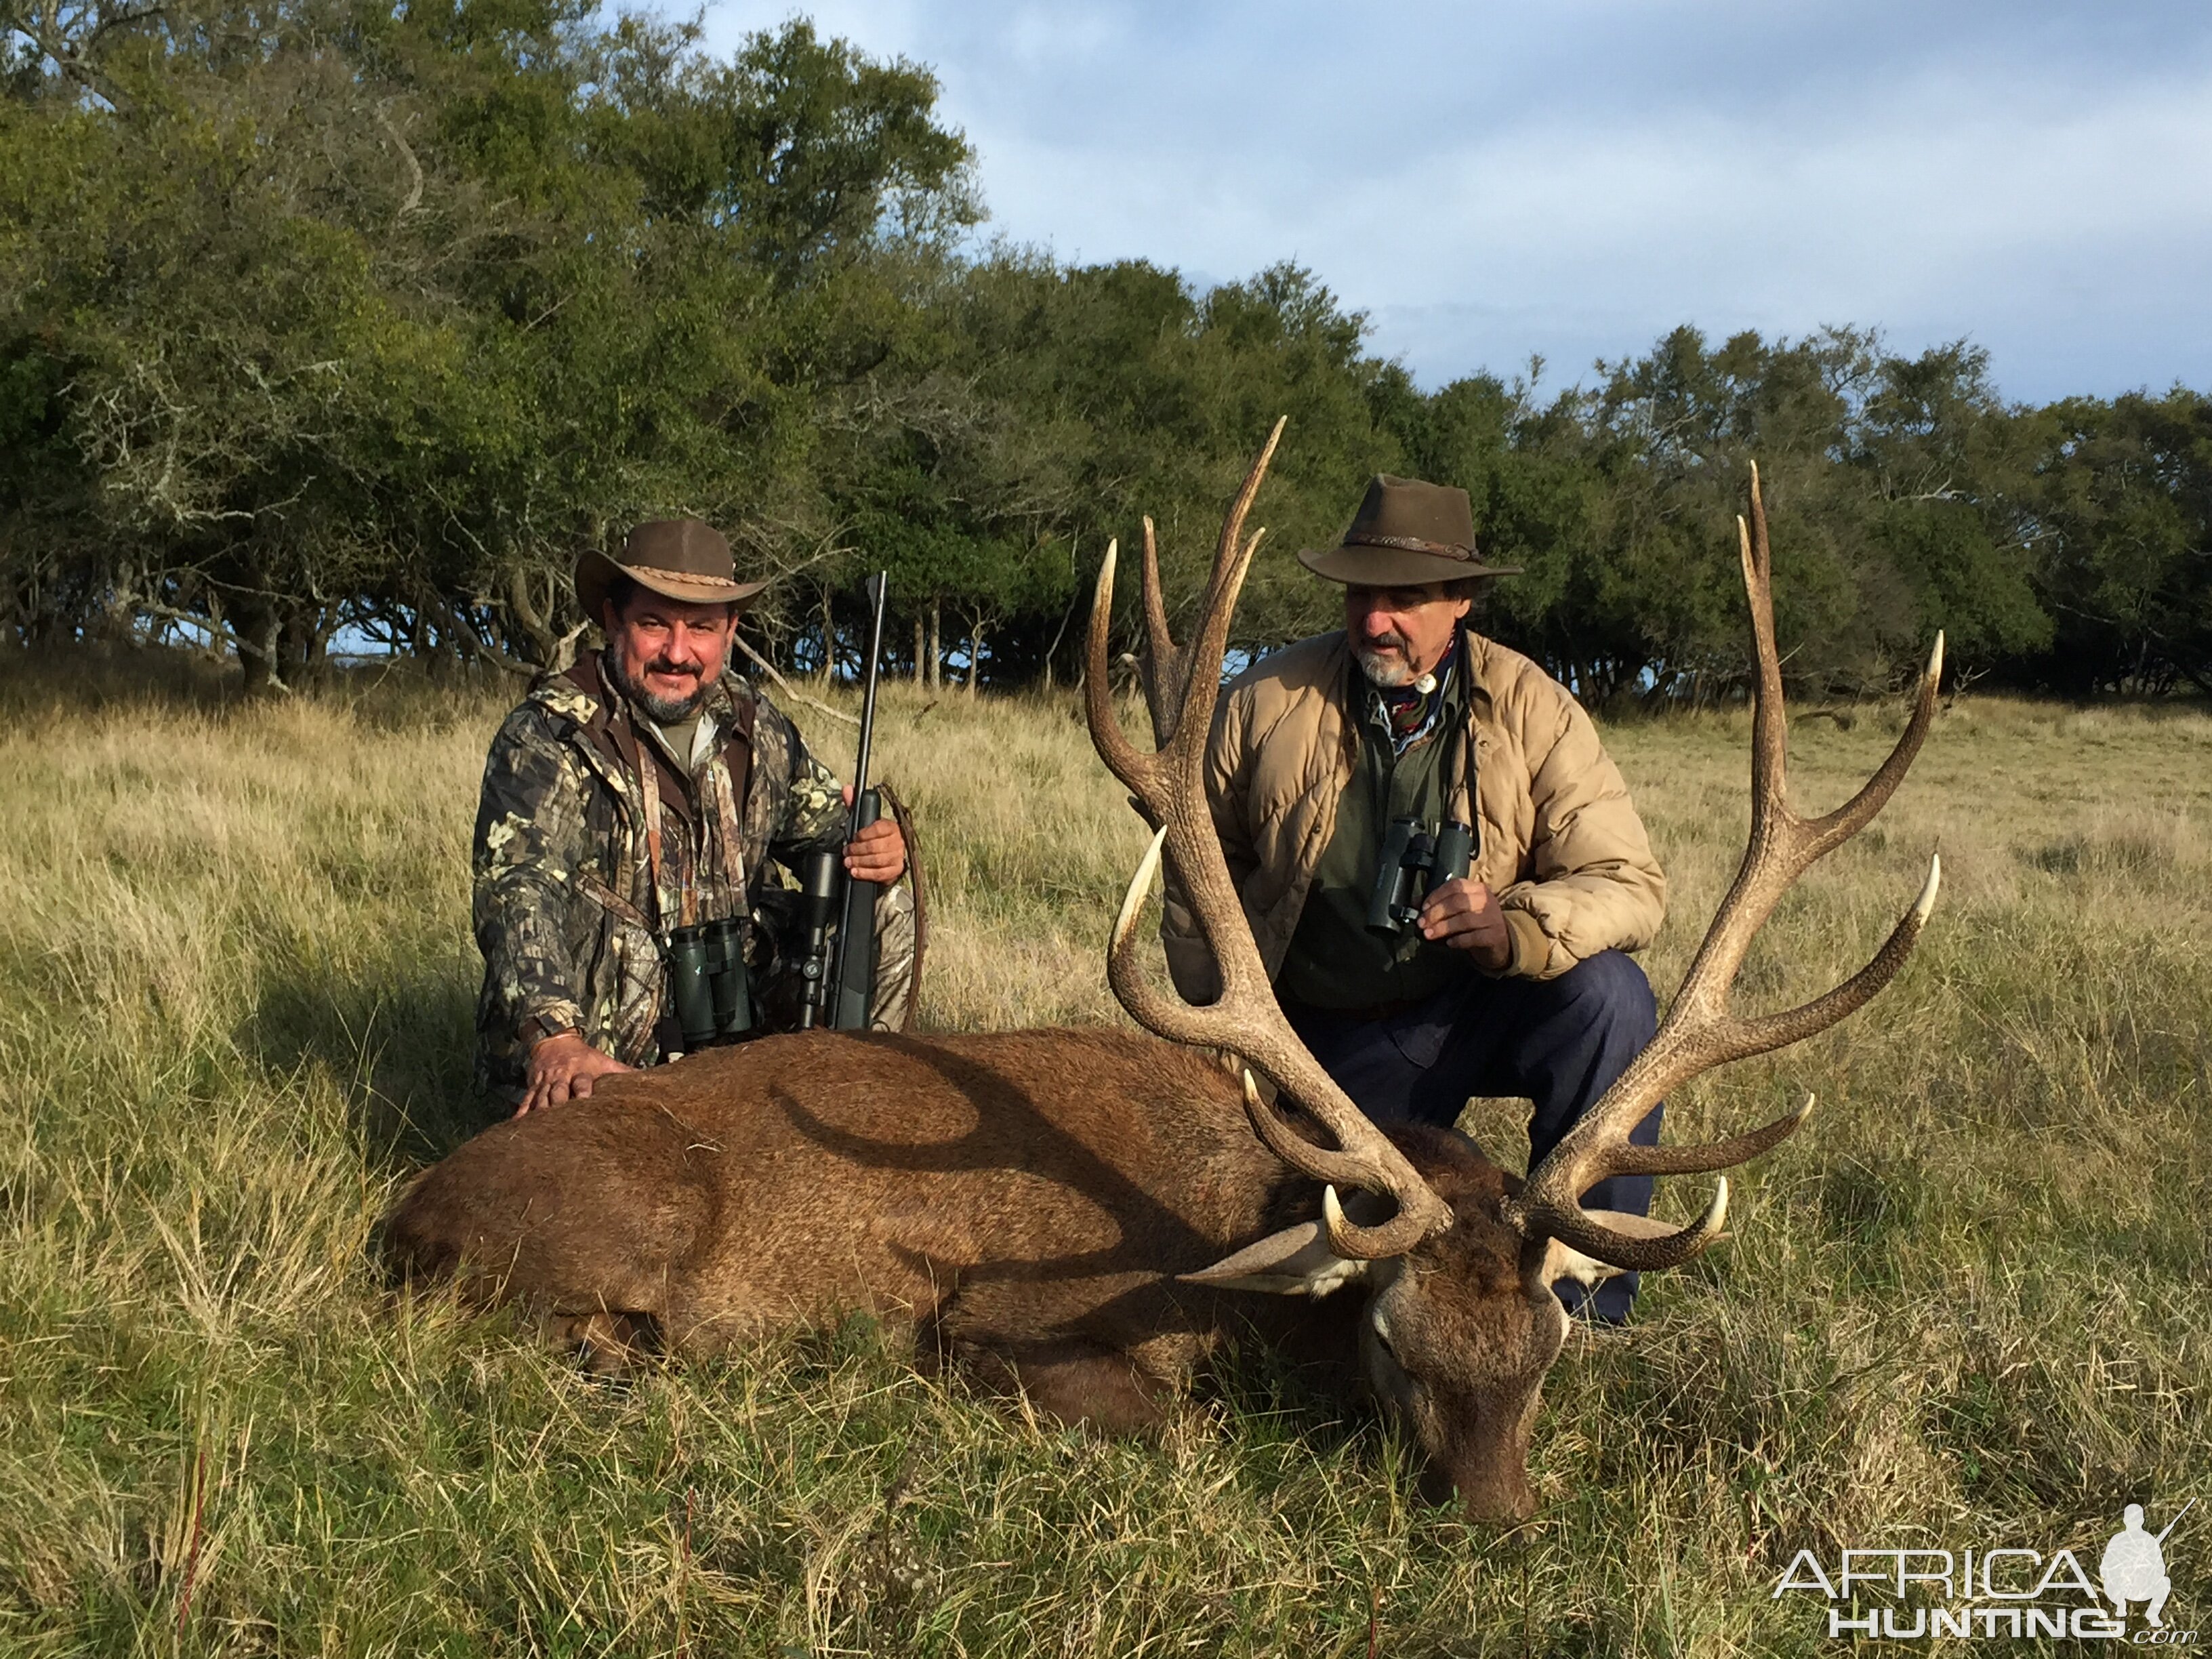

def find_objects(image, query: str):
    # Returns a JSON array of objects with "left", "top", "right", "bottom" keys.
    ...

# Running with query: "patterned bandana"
[{"left": 1365, "top": 638, "right": 1460, "bottom": 756}]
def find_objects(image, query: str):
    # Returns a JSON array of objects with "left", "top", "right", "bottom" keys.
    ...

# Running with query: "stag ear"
[
  {"left": 1534, "top": 1237, "right": 1628, "bottom": 1292},
  {"left": 1180, "top": 1221, "right": 1370, "bottom": 1298}
]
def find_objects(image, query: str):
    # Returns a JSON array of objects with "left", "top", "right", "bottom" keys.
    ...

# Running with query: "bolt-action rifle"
[{"left": 794, "top": 571, "right": 890, "bottom": 1031}]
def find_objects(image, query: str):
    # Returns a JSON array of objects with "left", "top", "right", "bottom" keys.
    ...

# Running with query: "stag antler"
[
  {"left": 1132, "top": 517, "right": 1189, "bottom": 748},
  {"left": 1084, "top": 420, "right": 1455, "bottom": 1259},
  {"left": 1501, "top": 464, "right": 1944, "bottom": 1271}
]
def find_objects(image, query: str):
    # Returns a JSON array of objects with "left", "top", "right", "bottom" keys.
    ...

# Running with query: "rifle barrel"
[
  {"left": 850, "top": 571, "right": 888, "bottom": 795},
  {"left": 2155, "top": 1496, "right": 2196, "bottom": 1545}
]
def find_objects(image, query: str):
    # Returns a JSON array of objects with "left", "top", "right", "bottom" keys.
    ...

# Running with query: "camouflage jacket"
[{"left": 472, "top": 649, "right": 848, "bottom": 1091}]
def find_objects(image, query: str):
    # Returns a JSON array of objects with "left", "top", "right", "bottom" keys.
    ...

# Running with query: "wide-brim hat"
[
  {"left": 575, "top": 518, "right": 769, "bottom": 622},
  {"left": 1298, "top": 474, "right": 1522, "bottom": 586}
]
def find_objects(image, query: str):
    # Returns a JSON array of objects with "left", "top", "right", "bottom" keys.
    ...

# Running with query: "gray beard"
[
  {"left": 1354, "top": 640, "right": 1416, "bottom": 688},
  {"left": 605, "top": 649, "right": 711, "bottom": 725}
]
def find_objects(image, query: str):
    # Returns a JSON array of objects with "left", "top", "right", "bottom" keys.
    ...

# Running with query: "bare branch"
[{"left": 733, "top": 633, "right": 859, "bottom": 726}]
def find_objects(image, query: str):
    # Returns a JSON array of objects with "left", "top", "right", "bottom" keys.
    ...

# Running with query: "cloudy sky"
[{"left": 698, "top": 2, "right": 2212, "bottom": 403}]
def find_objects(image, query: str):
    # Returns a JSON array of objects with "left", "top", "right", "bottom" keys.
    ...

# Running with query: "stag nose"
[
  {"left": 1416, "top": 1463, "right": 1456, "bottom": 1509},
  {"left": 1459, "top": 1479, "right": 1537, "bottom": 1523},
  {"left": 1430, "top": 1459, "right": 1537, "bottom": 1523}
]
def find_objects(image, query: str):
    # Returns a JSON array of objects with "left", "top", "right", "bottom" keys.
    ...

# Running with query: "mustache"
[
  {"left": 605, "top": 649, "right": 711, "bottom": 723},
  {"left": 1353, "top": 630, "right": 1415, "bottom": 688}
]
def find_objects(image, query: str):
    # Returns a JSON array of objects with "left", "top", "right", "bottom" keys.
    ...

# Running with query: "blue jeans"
[{"left": 1282, "top": 949, "right": 1664, "bottom": 1323}]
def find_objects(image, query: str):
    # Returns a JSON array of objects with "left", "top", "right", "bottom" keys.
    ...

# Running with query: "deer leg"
[
  {"left": 548, "top": 1309, "right": 661, "bottom": 1376},
  {"left": 1507, "top": 951, "right": 1662, "bottom": 1322},
  {"left": 957, "top": 1340, "right": 1176, "bottom": 1433}
]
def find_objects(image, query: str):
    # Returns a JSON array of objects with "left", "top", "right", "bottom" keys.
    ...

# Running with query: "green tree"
[{"left": 2022, "top": 390, "right": 2212, "bottom": 694}]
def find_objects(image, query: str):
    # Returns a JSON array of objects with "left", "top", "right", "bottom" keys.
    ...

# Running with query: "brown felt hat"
[
  {"left": 575, "top": 518, "right": 769, "bottom": 622},
  {"left": 1298, "top": 475, "right": 1521, "bottom": 586}
]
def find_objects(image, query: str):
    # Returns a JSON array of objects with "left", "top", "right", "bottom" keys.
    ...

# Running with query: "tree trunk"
[
  {"left": 279, "top": 608, "right": 325, "bottom": 682},
  {"left": 927, "top": 597, "right": 941, "bottom": 689},
  {"left": 234, "top": 601, "right": 289, "bottom": 697},
  {"left": 506, "top": 563, "right": 561, "bottom": 667},
  {"left": 966, "top": 617, "right": 983, "bottom": 695},
  {"left": 818, "top": 585, "right": 836, "bottom": 684},
  {"left": 98, "top": 559, "right": 140, "bottom": 644},
  {"left": 912, "top": 615, "right": 926, "bottom": 683}
]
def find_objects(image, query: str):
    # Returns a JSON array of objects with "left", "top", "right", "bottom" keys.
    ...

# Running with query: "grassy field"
[{"left": 1, "top": 652, "right": 2207, "bottom": 1656}]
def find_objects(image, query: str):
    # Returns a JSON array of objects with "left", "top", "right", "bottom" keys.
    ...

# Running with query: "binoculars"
[
  {"left": 665, "top": 916, "right": 753, "bottom": 1052},
  {"left": 1366, "top": 817, "right": 1475, "bottom": 935}
]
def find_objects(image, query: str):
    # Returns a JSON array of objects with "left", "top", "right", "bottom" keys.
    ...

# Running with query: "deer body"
[
  {"left": 388, "top": 1023, "right": 1566, "bottom": 1510},
  {"left": 392, "top": 1031, "right": 1305, "bottom": 1393}
]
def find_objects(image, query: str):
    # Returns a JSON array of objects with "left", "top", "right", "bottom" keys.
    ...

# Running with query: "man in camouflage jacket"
[{"left": 473, "top": 518, "right": 914, "bottom": 1112}]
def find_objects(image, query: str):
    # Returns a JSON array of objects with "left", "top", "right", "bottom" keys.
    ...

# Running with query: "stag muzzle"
[{"left": 1429, "top": 1454, "right": 1538, "bottom": 1523}]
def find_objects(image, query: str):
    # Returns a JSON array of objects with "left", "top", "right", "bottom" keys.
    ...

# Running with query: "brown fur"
[
  {"left": 388, "top": 1031, "right": 1288, "bottom": 1375},
  {"left": 384, "top": 1027, "right": 1579, "bottom": 1519}
]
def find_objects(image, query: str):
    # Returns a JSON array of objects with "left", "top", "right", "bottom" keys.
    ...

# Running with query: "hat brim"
[
  {"left": 575, "top": 549, "right": 769, "bottom": 624},
  {"left": 1297, "top": 545, "right": 1522, "bottom": 586}
]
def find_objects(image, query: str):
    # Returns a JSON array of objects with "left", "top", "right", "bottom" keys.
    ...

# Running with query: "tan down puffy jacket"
[{"left": 1161, "top": 628, "right": 1666, "bottom": 1004}]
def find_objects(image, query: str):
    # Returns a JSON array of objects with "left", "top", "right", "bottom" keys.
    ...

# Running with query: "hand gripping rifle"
[{"left": 794, "top": 571, "right": 890, "bottom": 1031}]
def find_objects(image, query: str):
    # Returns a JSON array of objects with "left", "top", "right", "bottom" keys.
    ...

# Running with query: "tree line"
[{"left": 5, "top": 0, "right": 2208, "bottom": 700}]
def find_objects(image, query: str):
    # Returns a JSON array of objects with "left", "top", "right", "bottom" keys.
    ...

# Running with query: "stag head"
[{"left": 1086, "top": 428, "right": 1944, "bottom": 1520}]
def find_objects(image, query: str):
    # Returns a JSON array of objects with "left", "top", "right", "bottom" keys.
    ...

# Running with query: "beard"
[
  {"left": 1354, "top": 630, "right": 1416, "bottom": 689},
  {"left": 605, "top": 647, "right": 712, "bottom": 724}
]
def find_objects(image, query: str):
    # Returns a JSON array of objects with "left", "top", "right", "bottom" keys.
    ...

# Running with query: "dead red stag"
[{"left": 384, "top": 428, "right": 1943, "bottom": 1519}]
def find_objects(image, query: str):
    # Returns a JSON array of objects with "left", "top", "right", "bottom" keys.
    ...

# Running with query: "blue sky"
[{"left": 698, "top": 2, "right": 2212, "bottom": 403}]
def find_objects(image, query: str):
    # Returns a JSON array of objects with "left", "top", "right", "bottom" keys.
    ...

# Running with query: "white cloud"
[{"left": 698, "top": 0, "right": 2212, "bottom": 400}]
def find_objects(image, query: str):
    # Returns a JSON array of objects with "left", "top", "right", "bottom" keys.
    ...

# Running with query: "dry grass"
[{"left": 0, "top": 654, "right": 2207, "bottom": 1656}]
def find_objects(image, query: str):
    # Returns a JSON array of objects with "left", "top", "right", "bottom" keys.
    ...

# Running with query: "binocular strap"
[
  {"left": 705, "top": 752, "right": 750, "bottom": 912},
  {"left": 574, "top": 872, "right": 654, "bottom": 935},
  {"left": 605, "top": 710, "right": 676, "bottom": 931},
  {"left": 628, "top": 712, "right": 741, "bottom": 931}
]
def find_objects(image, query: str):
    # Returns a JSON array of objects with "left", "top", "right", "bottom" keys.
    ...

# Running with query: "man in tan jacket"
[{"left": 1163, "top": 475, "right": 1668, "bottom": 1321}]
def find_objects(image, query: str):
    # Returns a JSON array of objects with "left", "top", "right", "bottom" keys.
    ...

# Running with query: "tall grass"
[{"left": 1, "top": 655, "right": 2206, "bottom": 1656}]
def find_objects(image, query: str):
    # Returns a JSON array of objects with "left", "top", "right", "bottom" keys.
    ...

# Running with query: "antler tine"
[
  {"left": 1502, "top": 462, "right": 1944, "bottom": 1270},
  {"left": 1742, "top": 463, "right": 1790, "bottom": 844},
  {"left": 1083, "top": 539, "right": 1157, "bottom": 802},
  {"left": 1540, "top": 1176, "right": 1735, "bottom": 1274},
  {"left": 1802, "top": 629, "right": 1944, "bottom": 858},
  {"left": 1105, "top": 830, "right": 1451, "bottom": 1258},
  {"left": 1685, "top": 474, "right": 1944, "bottom": 1004},
  {"left": 1163, "top": 417, "right": 1286, "bottom": 769},
  {"left": 1237, "top": 1067, "right": 1383, "bottom": 1192},
  {"left": 1758, "top": 461, "right": 1946, "bottom": 861},
  {"left": 1136, "top": 516, "right": 1189, "bottom": 748},
  {"left": 1083, "top": 413, "right": 1281, "bottom": 794},
  {"left": 1140, "top": 516, "right": 1175, "bottom": 658},
  {"left": 1665, "top": 470, "right": 1802, "bottom": 1026},
  {"left": 1216, "top": 417, "right": 1287, "bottom": 573},
  {"left": 1086, "top": 423, "right": 1454, "bottom": 1261}
]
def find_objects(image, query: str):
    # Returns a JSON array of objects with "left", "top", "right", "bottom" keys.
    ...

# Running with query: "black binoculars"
[
  {"left": 1366, "top": 817, "right": 1475, "bottom": 935},
  {"left": 665, "top": 916, "right": 753, "bottom": 1052}
]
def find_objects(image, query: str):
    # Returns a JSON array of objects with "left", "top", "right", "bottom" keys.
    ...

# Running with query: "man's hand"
[
  {"left": 1418, "top": 878, "right": 1513, "bottom": 972},
  {"left": 516, "top": 1029, "right": 632, "bottom": 1116},
  {"left": 842, "top": 787, "right": 907, "bottom": 884}
]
